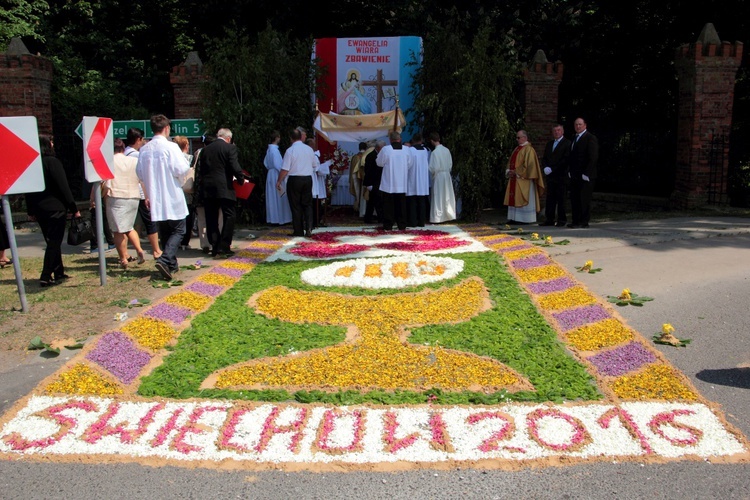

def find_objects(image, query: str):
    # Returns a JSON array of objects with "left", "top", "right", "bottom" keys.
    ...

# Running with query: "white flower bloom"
[{"left": 300, "top": 255, "right": 464, "bottom": 289}]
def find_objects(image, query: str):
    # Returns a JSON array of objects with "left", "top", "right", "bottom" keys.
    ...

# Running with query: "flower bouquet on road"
[
  {"left": 607, "top": 288, "right": 653, "bottom": 306},
  {"left": 653, "top": 323, "right": 691, "bottom": 347}
]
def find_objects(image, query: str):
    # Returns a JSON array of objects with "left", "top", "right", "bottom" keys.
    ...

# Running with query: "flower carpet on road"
[{"left": 0, "top": 225, "right": 746, "bottom": 470}]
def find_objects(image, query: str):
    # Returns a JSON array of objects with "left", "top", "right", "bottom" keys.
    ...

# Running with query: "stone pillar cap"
[{"left": 6, "top": 37, "right": 31, "bottom": 55}]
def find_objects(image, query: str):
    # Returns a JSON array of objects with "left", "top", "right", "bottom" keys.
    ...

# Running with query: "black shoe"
[
  {"left": 155, "top": 262, "right": 172, "bottom": 281},
  {"left": 539, "top": 222, "right": 555, "bottom": 227},
  {"left": 39, "top": 279, "right": 58, "bottom": 288},
  {"left": 581, "top": 224, "right": 590, "bottom": 228},
  {"left": 567, "top": 223, "right": 581, "bottom": 229},
  {"left": 304, "top": 231, "right": 312, "bottom": 238},
  {"left": 556, "top": 222, "right": 567, "bottom": 227}
]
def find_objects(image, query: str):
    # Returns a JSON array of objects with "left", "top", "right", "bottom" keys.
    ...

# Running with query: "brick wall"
[
  {"left": 0, "top": 49, "right": 54, "bottom": 134},
  {"left": 672, "top": 24, "right": 743, "bottom": 208},
  {"left": 523, "top": 50, "right": 564, "bottom": 146},
  {"left": 170, "top": 51, "right": 206, "bottom": 120}
]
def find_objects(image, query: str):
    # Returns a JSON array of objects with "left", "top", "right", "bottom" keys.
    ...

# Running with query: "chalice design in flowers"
[{"left": 203, "top": 256, "right": 533, "bottom": 393}]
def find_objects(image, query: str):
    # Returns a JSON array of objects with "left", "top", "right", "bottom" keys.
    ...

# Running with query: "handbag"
[
  {"left": 67, "top": 216, "right": 94, "bottom": 246},
  {"left": 182, "top": 167, "right": 196, "bottom": 194}
]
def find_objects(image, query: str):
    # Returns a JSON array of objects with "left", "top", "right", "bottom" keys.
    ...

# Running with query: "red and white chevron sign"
[
  {"left": 0, "top": 116, "right": 43, "bottom": 196},
  {"left": 82, "top": 116, "right": 114, "bottom": 182}
]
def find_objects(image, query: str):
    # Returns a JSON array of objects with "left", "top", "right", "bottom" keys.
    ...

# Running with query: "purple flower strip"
[
  {"left": 589, "top": 341, "right": 657, "bottom": 377},
  {"left": 553, "top": 304, "right": 611, "bottom": 331},
  {"left": 526, "top": 277, "right": 577, "bottom": 295},
  {"left": 86, "top": 331, "right": 152, "bottom": 385},
  {"left": 143, "top": 302, "right": 192, "bottom": 324},
  {"left": 185, "top": 281, "right": 225, "bottom": 297},
  {"left": 212, "top": 266, "right": 247, "bottom": 278},
  {"left": 511, "top": 253, "right": 552, "bottom": 270}
]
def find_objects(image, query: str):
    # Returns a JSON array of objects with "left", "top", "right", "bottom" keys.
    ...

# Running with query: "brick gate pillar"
[
  {"left": 170, "top": 51, "right": 206, "bottom": 120},
  {"left": 523, "top": 50, "right": 563, "bottom": 146},
  {"left": 672, "top": 23, "right": 743, "bottom": 208},
  {"left": 0, "top": 38, "right": 54, "bottom": 134}
]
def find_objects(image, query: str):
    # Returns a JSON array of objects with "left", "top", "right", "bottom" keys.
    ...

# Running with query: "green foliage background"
[{"left": 2, "top": 1, "right": 750, "bottom": 209}]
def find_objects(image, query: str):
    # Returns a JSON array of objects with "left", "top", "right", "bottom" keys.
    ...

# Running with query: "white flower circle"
[{"left": 300, "top": 254, "right": 464, "bottom": 289}]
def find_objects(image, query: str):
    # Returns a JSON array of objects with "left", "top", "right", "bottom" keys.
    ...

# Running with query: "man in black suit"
[
  {"left": 197, "top": 128, "right": 245, "bottom": 256},
  {"left": 362, "top": 140, "right": 385, "bottom": 224},
  {"left": 567, "top": 117, "right": 598, "bottom": 229},
  {"left": 540, "top": 123, "right": 572, "bottom": 227}
]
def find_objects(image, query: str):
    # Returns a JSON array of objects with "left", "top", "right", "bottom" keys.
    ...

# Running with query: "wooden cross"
[{"left": 362, "top": 69, "right": 398, "bottom": 113}]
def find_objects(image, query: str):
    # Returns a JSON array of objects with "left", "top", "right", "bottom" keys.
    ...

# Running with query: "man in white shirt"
[
  {"left": 277, "top": 127, "right": 320, "bottom": 237},
  {"left": 136, "top": 114, "right": 190, "bottom": 280},
  {"left": 376, "top": 131, "right": 413, "bottom": 230}
]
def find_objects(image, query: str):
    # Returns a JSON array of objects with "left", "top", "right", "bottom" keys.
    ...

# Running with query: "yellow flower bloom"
[
  {"left": 618, "top": 288, "right": 631, "bottom": 301},
  {"left": 166, "top": 291, "right": 212, "bottom": 311},
  {"left": 45, "top": 364, "right": 123, "bottom": 396},
  {"left": 122, "top": 317, "right": 178, "bottom": 351},
  {"left": 545, "top": 236, "right": 553, "bottom": 244},
  {"left": 216, "top": 279, "right": 528, "bottom": 392},
  {"left": 537, "top": 286, "right": 597, "bottom": 310},
  {"left": 565, "top": 318, "right": 634, "bottom": 351},
  {"left": 662, "top": 323, "right": 675, "bottom": 334},
  {"left": 516, "top": 264, "right": 567, "bottom": 283},
  {"left": 531, "top": 233, "right": 539, "bottom": 240},
  {"left": 611, "top": 365, "right": 697, "bottom": 401}
]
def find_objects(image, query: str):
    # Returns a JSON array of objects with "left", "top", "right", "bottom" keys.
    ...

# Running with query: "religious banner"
[{"left": 313, "top": 36, "right": 422, "bottom": 137}]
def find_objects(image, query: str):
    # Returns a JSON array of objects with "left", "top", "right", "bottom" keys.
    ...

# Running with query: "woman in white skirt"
[{"left": 105, "top": 138, "right": 146, "bottom": 269}]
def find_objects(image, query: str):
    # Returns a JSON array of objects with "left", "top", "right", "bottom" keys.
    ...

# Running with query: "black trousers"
[
  {"left": 287, "top": 175, "right": 313, "bottom": 236},
  {"left": 364, "top": 188, "right": 382, "bottom": 224},
  {"left": 204, "top": 197, "right": 236, "bottom": 254},
  {"left": 37, "top": 213, "right": 66, "bottom": 281},
  {"left": 406, "top": 194, "right": 429, "bottom": 227},
  {"left": 569, "top": 178, "right": 594, "bottom": 225},
  {"left": 544, "top": 178, "right": 567, "bottom": 224},
  {"left": 382, "top": 192, "right": 407, "bottom": 230}
]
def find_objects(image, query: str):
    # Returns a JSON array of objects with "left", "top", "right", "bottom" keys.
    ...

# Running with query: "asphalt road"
[{"left": 0, "top": 216, "right": 748, "bottom": 499}]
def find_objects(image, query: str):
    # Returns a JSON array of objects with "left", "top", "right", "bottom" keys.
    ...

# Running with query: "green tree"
[
  {"left": 412, "top": 16, "right": 517, "bottom": 221},
  {"left": 0, "top": 0, "right": 48, "bottom": 48},
  {"left": 200, "top": 25, "right": 321, "bottom": 223}
]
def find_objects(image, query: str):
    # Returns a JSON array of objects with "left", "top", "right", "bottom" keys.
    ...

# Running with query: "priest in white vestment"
[{"left": 428, "top": 132, "right": 457, "bottom": 223}]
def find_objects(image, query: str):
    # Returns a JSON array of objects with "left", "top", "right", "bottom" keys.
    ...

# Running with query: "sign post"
[
  {"left": 79, "top": 119, "right": 205, "bottom": 139},
  {"left": 0, "top": 116, "right": 44, "bottom": 313},
  {"left": 82, "top": 116, "right": 115, "bottom": 286}
]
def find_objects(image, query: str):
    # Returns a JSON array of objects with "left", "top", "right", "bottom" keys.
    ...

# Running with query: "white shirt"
[
  {"left": 135, "top": 135, "right": 190, "bottom": 222},
  {"left": 376, "top": 144, "right": 413, "bottom": 194},
  {"left": 282, "top": 140, "right": 320, "bottom": 176},
  {"left": 407, "top": 145, "right": 430, "bottom": 196}
]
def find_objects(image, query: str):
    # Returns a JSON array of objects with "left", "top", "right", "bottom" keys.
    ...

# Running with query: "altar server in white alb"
[
  {"left": 264, "top": 130, "right": 292, "bottom": 225},
  {"left": 308, "top": 138, "right": 331, "bottom": 228},
  {"left": 428, "top": 132, "right": 457, "bottom": 223},
  {"left": 377, "top": 130, "right": 413, "bottom": 230},
  {"left": 406, "top": 132, "right": 431, "bottom": 227}
]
